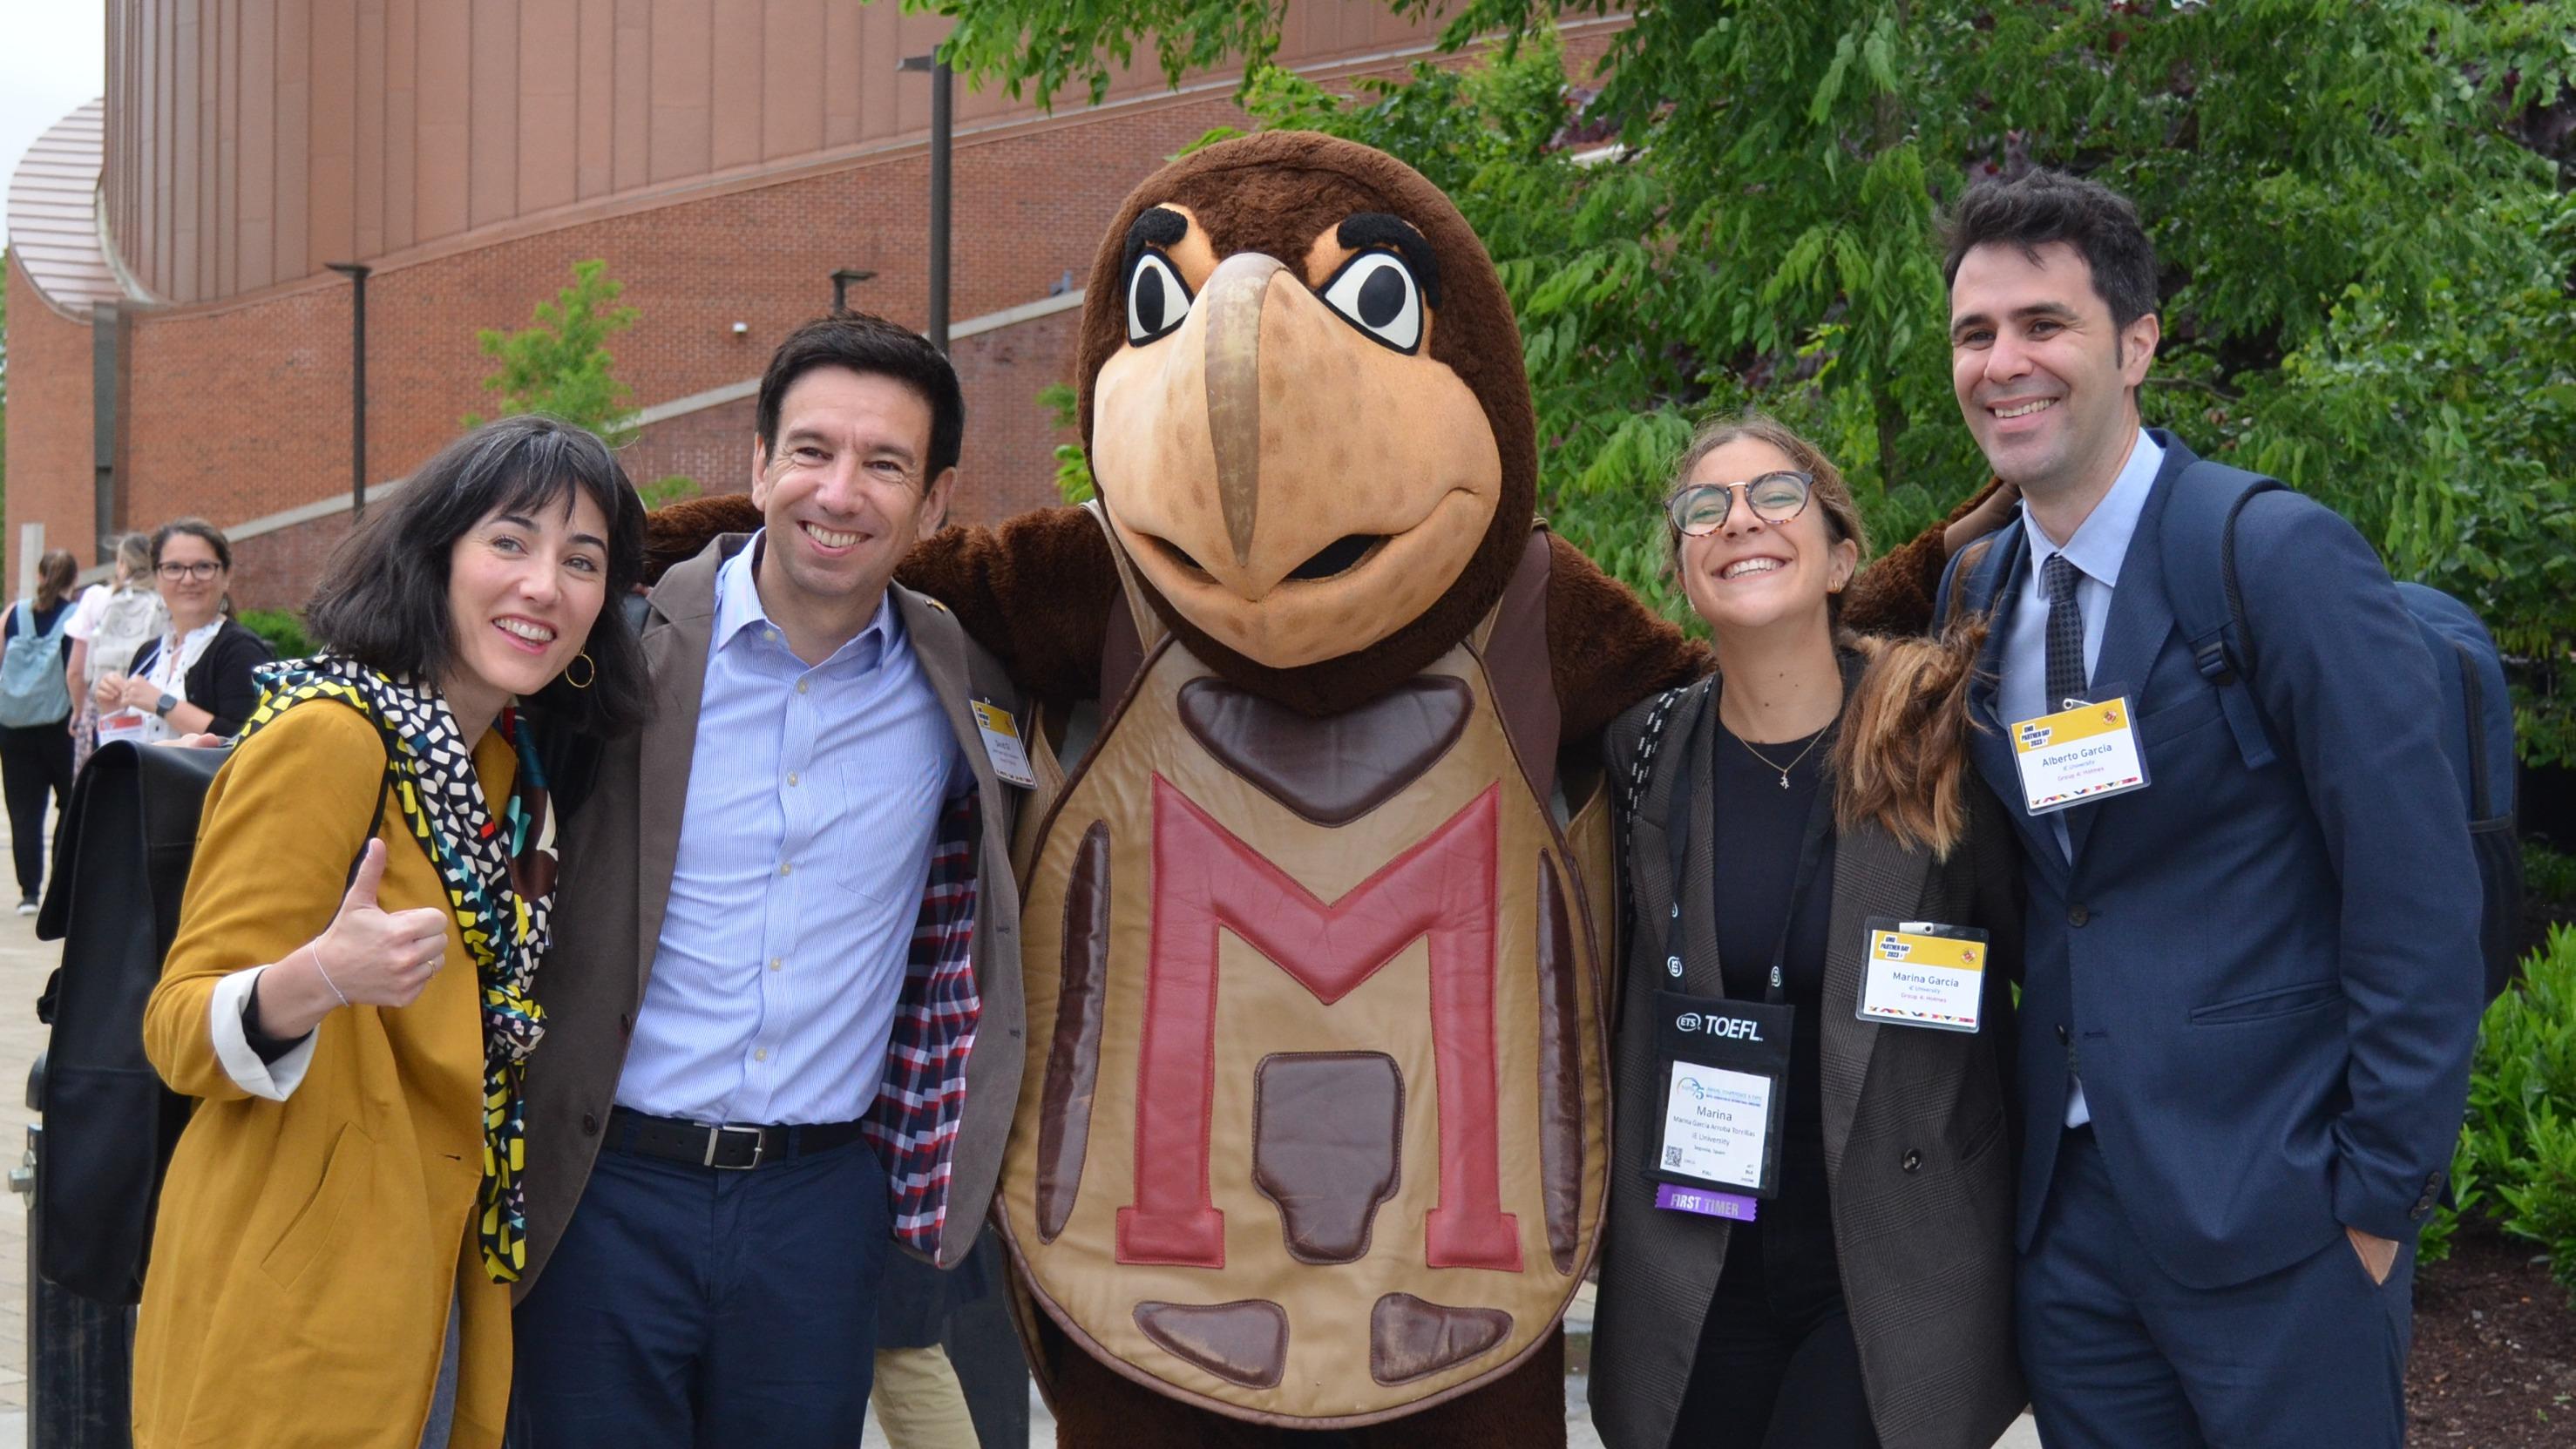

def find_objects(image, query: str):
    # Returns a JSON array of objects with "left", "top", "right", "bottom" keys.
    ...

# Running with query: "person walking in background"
[
  {"left": 1589, "top": 416, "right": 2025, "bottom": 1449},
  {"left": 91, "top": 519, "right": 270, "bottom": 743},
  {"left": 63, "top": 532, "right": 168, "bottom": 772},
  {"left": 132, "top": 416, "right": 649, "bottom": 1448},
  {"left": 0, "top": 549, "right": 82, "bottom": 911}
]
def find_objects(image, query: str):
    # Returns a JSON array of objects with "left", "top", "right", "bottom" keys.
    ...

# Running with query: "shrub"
[
  {"left": 236, "top": 608, "right": 313, "bottom": 661},
  {"left": 2429, "top": 924, "right": 2576, "bottom": 1295}
]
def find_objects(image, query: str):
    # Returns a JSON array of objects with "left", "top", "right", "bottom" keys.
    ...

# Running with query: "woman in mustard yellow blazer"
[{"left": 135, "top": 416, "right": 648, "bottom": 1449}]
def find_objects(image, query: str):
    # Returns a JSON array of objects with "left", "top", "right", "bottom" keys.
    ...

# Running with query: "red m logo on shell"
[{"left": 1115, "top": 775, "right": 1522, "bottom": 1273}]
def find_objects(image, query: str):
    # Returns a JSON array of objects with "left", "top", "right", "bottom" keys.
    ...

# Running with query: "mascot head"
[{"left": 1079, "top": 132, "right": 1536, "bottom": 711}]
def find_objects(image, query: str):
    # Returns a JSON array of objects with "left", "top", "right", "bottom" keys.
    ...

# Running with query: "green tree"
[
  {"left": 467, "top": 258, "right": 643, "bottom": 444},
  {"left": 917, "top": 0, "right": 2576, "bottom": 759}
]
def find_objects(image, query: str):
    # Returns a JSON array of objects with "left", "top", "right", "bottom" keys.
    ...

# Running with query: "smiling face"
[
  {"left": 1949, "top": 240, "right": 2159, "bottom": 504},
  {"left": 750, "top": 363, "right": 955, "bottom": 642},
  {"left": 443, "top": 487, "right": 612, "bottom": 720},
  {"left": 1674, "top": 438, "right": 1857, "bottom": 643},
  {"left": 154, "top": 532, "right": 228, "bottom": 630},
  {"left": 1088, "top": 201, "right": 1503, "bottom": 670}
]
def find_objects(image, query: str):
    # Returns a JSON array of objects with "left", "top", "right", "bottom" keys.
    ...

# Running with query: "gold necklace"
[{"left": 1734, "top": 725, "right": 1829, "bottom": 789}]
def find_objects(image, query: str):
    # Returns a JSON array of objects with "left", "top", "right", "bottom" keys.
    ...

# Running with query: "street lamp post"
[
  {"left": 898, "top": 53, "right": 954, "bottom": 353},
  {"left": 323, "top": 262, "right": 371, "bottom": 518}
]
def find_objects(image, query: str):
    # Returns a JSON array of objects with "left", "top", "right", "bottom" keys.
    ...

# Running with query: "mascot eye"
[
  {"left": 1319, "top": 250, "right": 1423, "bottom": 354},
  {"left": 1125, "top": 252, "right": 1194, "bottom": 345}
]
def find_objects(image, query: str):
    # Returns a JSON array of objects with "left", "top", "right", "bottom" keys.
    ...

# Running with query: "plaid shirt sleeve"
[{"left": 861, "top": 787, "right": 983, "bottom": 1256}]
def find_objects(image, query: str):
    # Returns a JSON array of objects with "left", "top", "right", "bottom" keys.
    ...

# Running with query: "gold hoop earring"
[{"left": 563, "top": 652, "right": 596, "bottom": 690}]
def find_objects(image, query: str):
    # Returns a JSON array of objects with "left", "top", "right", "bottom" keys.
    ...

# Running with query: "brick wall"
[
  {"left": 20, "top": 23, "right": 1628, "bottom": 607},
  {"left": 3, "top": 259, "right": 98, "bottom": 581}
]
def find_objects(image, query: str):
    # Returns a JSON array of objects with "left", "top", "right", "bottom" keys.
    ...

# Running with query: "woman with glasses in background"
[
  {"left": 91, "top": 518, "right": 273, "bottom": 742},
  {"left": 1589, "top": 414, "right": 2027, "bottom": 1449}
]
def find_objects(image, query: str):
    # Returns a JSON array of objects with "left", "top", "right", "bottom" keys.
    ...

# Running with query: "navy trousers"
[
  {"left": 2020, "top": 1128, "right": 2414, "bottom": 1449},
  {"left": 510, "top": 1128, "right": 892, "bottom": 1448}
]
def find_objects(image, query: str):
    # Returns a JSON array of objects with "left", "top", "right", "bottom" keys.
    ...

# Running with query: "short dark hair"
[
  {"left": 1941, "top": 168, "right": 2159, "bottom": 333},
  {"left": 754, "top": 312, "right": 965, "bottom": 483},
  {"left": 304, "top": 415, "right": 651, "bottom": 736}
]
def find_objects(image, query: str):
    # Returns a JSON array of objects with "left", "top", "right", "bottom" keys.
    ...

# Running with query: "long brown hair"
[
  {"left": 31, "top": 550, "right": 75, "bottom": 613},
  {"left": 1832, "top": 616, "right": 1990, "bottom": 859}
]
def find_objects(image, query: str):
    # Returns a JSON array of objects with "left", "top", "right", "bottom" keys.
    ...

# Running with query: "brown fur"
[{"left": 1075, "top": 133, "right": 1538, "bottom": 718}]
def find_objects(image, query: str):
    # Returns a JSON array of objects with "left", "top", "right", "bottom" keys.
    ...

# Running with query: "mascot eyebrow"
[
  {"left": 1122, "top": 207, "right": 1190, "bottom": 278},
  {"left": 1336, "top": 213, "right": 1441, "bottom": 308}
]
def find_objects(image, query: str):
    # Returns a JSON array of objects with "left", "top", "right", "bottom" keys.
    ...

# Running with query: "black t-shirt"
[{"left": 1705, "top": 712, "right": 1842, "bottom": 1312}]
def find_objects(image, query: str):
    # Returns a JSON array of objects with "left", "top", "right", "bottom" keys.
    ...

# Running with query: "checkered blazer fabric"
[{"left": 862, "top": 789, "right": 984, "bottom": 1252}]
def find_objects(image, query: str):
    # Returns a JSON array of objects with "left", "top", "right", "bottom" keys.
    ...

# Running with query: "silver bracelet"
[{"left": 305, "top": 941, "right": 351, "bottom": 1008}]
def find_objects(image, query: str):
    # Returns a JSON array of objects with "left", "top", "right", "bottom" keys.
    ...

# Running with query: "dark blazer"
[
  {"left": 125, "top": 620, "right": 273, "bottom": 737},
  {"left": 1590, "top": 673, "right": 2027, "bottom": 1449},
  {"left": 1948, "top": 432, "right": 2483, "bottom": 1289},
  {"left": 514, "top": 534, "right": 1028, "bottom": 1293}
]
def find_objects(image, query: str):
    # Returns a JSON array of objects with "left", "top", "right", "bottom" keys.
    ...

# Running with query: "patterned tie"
[{"left": 2043, "top": 552, "right": 2087, "bottom": 711}]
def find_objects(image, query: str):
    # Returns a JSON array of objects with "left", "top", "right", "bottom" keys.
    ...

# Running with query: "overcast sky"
[{"left": 0, "top": 0, "right": 108, "bottom": 249}]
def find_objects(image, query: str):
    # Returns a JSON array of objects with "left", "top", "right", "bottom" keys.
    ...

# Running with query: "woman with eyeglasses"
[
  {"left": 1589, "top": 414, "right": 2027, "bottom": 1449},
  {"left": 91, "top": 518, "right": 273, "bottom": 742}
]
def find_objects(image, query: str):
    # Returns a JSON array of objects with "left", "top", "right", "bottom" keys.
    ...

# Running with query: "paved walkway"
[{"left": 0, "top": 804, "right": 2034, "bottom": 1449}]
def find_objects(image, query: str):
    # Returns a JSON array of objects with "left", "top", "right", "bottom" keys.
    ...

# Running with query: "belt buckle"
[{"left": 705, "top": 1123, "right": 767, "bottom": 1170}]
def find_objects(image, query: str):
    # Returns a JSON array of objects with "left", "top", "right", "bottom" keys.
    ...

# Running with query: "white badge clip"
[
  {"left": 2010, "top": 695, "right": 2149, "bottom": 816},
  {"left": 968, "top": 699, "right": 1038, "bottom": 789},
  {"left": 1858, "top": 918, "right": 1988, "bottom": 1033}
]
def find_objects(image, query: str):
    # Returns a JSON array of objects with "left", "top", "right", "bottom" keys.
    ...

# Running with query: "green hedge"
[
  {"left": 235, "top": 608, "right": 313, "bottom": 661},
  {"left": 2425, "top": 923, "right": 2576, "bottom": 1295}
]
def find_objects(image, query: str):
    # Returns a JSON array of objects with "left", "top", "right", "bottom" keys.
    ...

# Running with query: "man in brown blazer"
[{"left": 507, "top": 314, "right": 1026, "bottom": 1447}]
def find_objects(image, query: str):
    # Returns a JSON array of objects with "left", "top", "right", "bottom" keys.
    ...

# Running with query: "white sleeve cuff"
[{"left": 207, "top": 965, "right": 317, "bottom": 1101}]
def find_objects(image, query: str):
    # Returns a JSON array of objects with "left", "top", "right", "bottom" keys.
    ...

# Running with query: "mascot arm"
[
  {"left": 1544, "top": 533, "right": 1712, "bottom": 742},
  {"left": 893, "top": 506, "right": 1122, "bottom": 706},
  {"left": 1840, "top": 477, "right": 2014, "bottom": 638}
]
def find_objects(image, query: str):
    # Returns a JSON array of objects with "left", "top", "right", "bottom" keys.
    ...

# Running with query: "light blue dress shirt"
[
  {"left": 616, "top": 535, "right": 962, "bottom": 1127},
  {"left": 1997, "top": 428, "right": 2162, "bottom": 1127}
]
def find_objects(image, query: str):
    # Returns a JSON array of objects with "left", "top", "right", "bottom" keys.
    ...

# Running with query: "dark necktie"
[{"left": 2043, "top": 552, "right": 2087, "bottom": 711}]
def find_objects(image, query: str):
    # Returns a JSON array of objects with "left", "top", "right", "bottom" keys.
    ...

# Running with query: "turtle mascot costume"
[{"left": 647, "top": 132, "right": 1956, "bottom": 1444}]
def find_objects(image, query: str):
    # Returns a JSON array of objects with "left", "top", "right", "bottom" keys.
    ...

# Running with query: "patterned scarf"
[{"left": 239, "top": 656, "right": 555, "bottom": 1282}]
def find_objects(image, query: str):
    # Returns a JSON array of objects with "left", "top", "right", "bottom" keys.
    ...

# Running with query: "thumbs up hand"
[
  {"left": 312, "top": 839, "right": 453, "bottom": 1009},
  {"left": 249, "top": 839, "right": 455, "bottom": 1041}
]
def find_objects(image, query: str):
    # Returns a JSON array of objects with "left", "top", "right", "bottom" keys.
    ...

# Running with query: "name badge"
[
  {"left": 2010, "top": 695, "right": 2148, "bottom": 816},
  {"left": 95, "top": 708, "right": 153, "bottom": 748},
  {"left": 1858, "top": 917, "right": 1988, "bottom": 1033},
  {"left": 1651, "top": 991, "right": 1793, "bottom": 1217},
  {"left": 968, "top": 699, "right": 1038, "bottom": 789}
]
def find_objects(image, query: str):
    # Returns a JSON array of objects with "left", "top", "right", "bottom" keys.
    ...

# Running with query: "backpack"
[
  {"left": 2157, "top": 461, "right": 2525, "bottom": 1001},
  {"left": 0, "top": 601, "right": 73, "bottom": 728},
  {"left": 1937, "top": 454, "right": 2525, "bottom": 1002},
  {"left": 32, "top": 735, "right": 384, "bottom": 1304},
  {"left": 85, "top": 586, "right": 166, "bottom": 687}
]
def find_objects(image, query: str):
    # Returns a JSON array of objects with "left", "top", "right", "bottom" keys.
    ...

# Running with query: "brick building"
[{"left": 5, "top": 2, "right": 1621, "bottom": 609}]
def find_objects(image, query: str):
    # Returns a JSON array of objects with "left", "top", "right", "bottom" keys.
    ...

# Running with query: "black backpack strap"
[
  {"left": 342, "top": 732, "right": 396, "bottom": 891},
  {"left": 2158, "top": 458, "right": 2286, "bottom": 770},
  {"left": 1933, "top": 515, "right": 2024, "bottom": 633}
]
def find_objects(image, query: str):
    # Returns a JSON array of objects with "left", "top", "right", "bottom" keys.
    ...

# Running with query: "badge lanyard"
[{"left": 1648, "top": 694, "right": 1834, "bottom": 1215}]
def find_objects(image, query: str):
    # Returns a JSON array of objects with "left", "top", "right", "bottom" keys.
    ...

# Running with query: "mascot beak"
[
  {"left": 1092, "top": 234, "right": 1502, "bottom": 668},
  {"left": 1198, "top": 251, "right": 1285, "bottom": 571}
]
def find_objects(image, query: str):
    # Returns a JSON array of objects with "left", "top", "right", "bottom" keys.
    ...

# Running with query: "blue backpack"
[
  {"left": 0, "top": 600, "right": 72, "bottom": 728},
  {"left": 1942, "top": 457, "right": 2525, "bottom": 1000}
]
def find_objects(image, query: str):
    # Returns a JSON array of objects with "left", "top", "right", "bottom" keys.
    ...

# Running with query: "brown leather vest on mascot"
[{"left": 1000, "top": 509, "right": 1614, "bottom": 1426}]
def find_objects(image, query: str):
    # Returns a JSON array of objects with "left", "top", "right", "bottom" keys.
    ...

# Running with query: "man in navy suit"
[{"left": 1936, "top": 169, "right": 2482, "bottom": 1447}]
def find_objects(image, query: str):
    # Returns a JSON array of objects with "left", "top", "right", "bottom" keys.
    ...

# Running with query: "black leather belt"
[{"left": 608, "top": 1107, "right": 868, "bottom": 1171}]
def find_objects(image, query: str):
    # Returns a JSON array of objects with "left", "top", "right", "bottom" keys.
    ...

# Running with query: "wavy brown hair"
[{"left": 1832, "top": 618, "right": 1990, "bottom": 859}]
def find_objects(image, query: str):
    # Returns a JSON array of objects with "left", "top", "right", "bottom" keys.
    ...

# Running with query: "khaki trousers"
[{"left": 870, "top": 1344, "right": 979, "bottom": 1449}]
